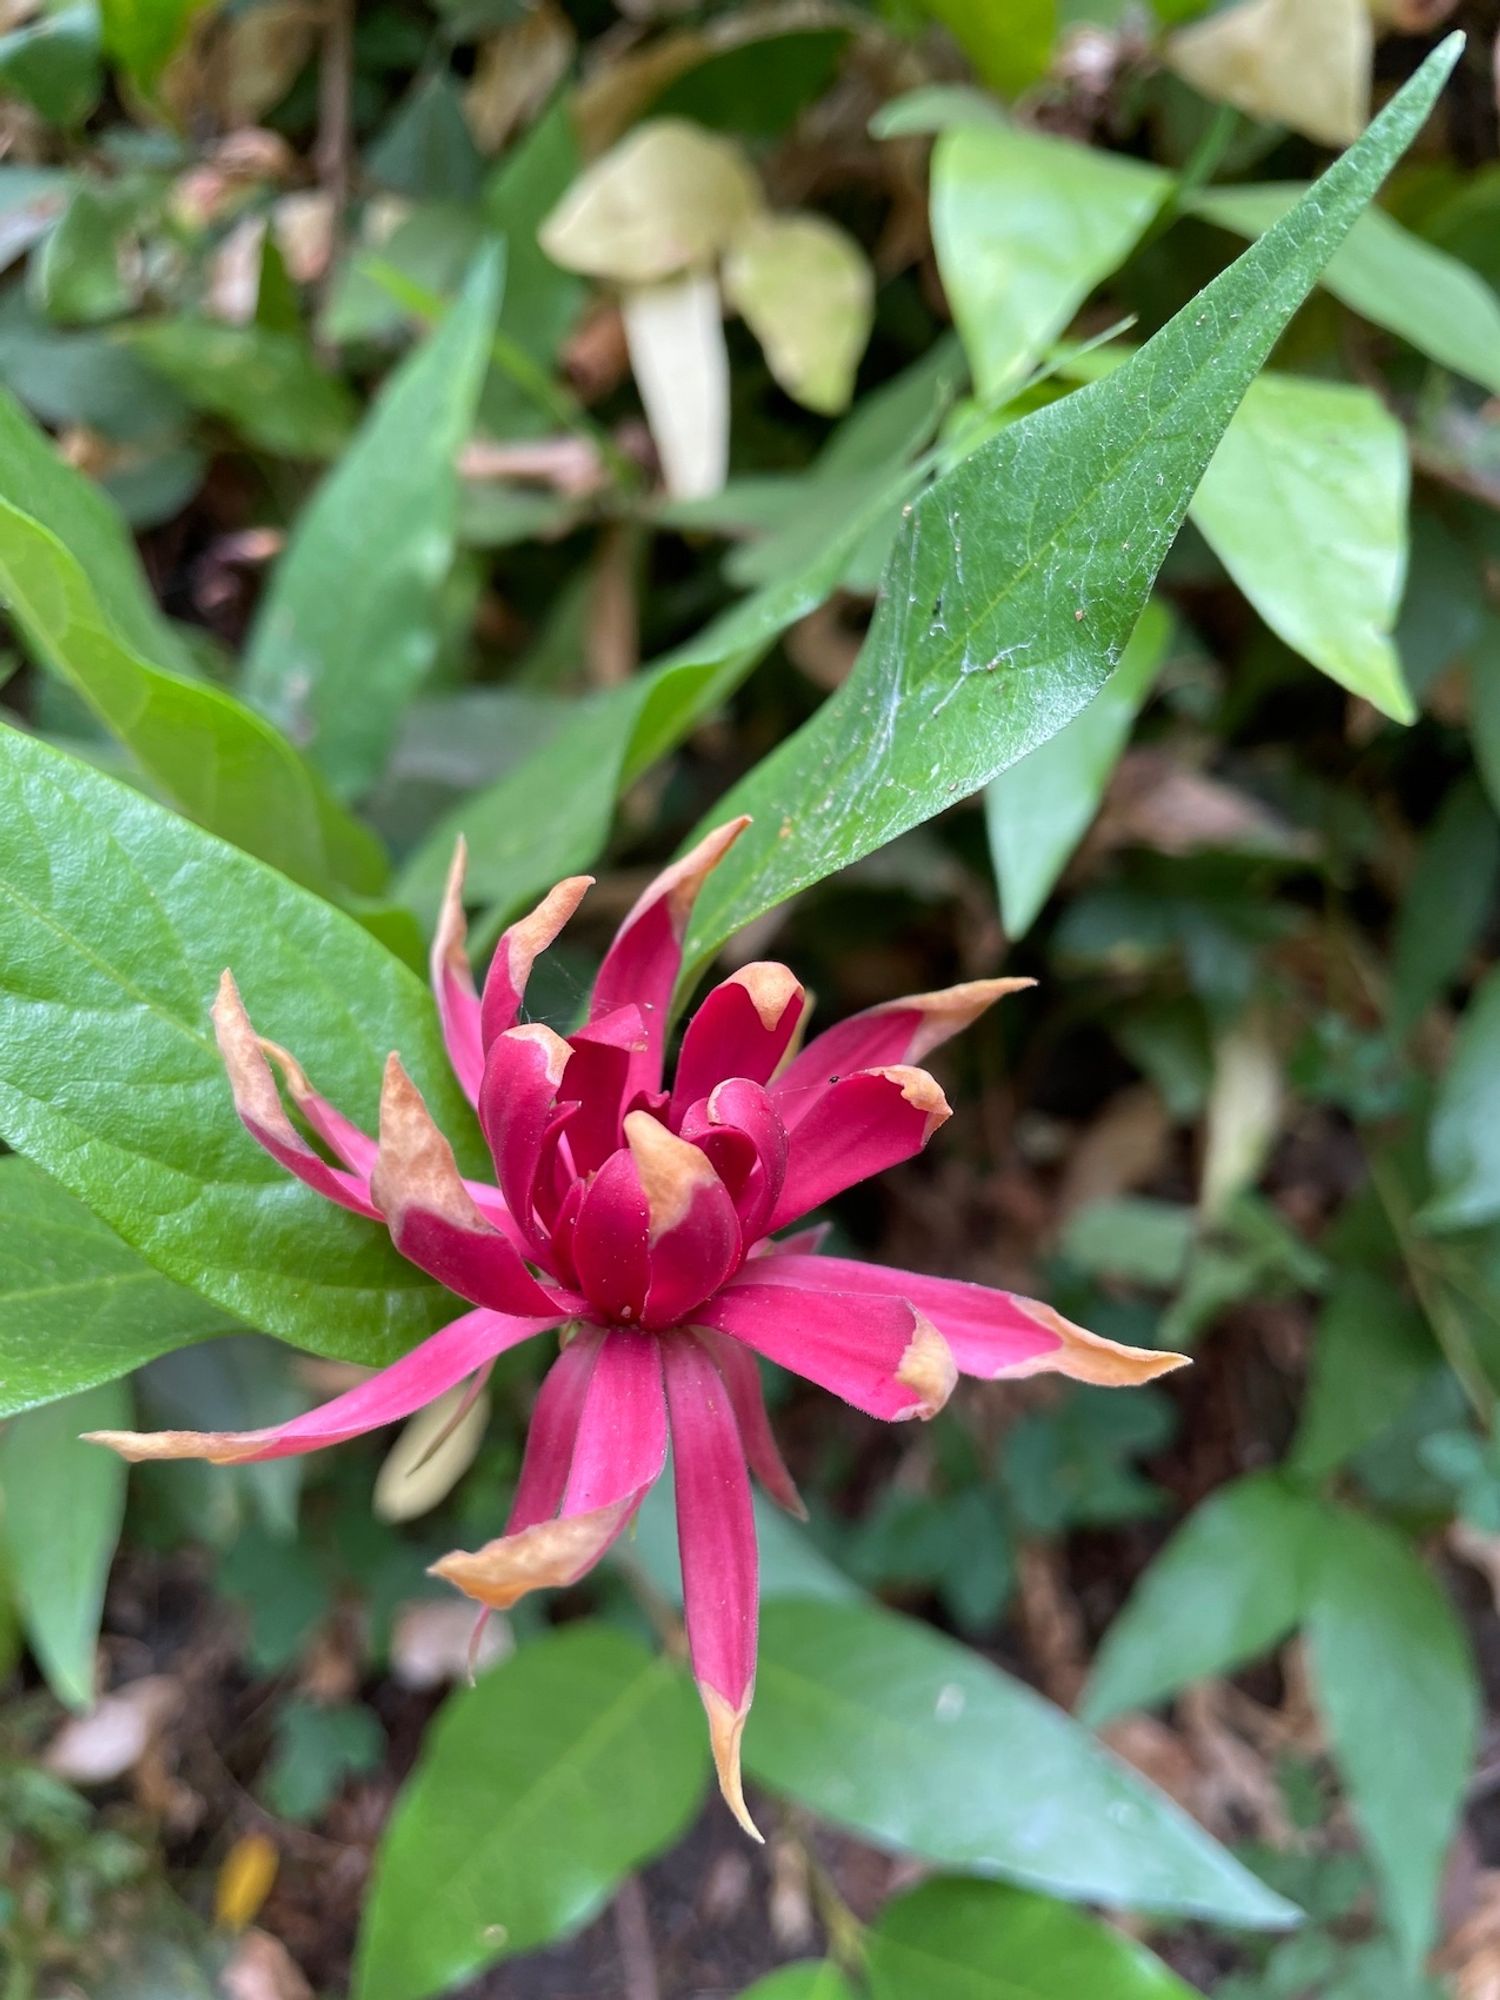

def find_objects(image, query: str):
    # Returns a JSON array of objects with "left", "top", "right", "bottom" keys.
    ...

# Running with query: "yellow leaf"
[
  {"left": 1169, "top": 0, "right": 1371, "bottom": 147},
  {"left": 722, "top": 211, "right": 875, "bottom": 415},
  {"left": 216, "top": 1832, "right": 280, "bottom": 1932},
  {"left": 373, "top": 1383, "right": 491, "bottom": 1524}
]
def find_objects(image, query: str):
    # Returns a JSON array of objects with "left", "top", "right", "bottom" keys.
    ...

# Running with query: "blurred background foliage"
[{"left": 0, "top": 0, "right": 1498, "bottom": 1997}]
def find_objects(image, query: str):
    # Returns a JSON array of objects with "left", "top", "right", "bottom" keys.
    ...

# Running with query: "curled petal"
[
  {"left": 698, "top": 1329, "right": 805, "bottom": 1518},
  {"left": 665, "top": 1334, "right": 761, "bottom": 1841},
  {"left": 626, "top": 1112, "right": 741, "bottom": 1326},
  {"left": 589, "top": 818, "right": 751, "bottom": 1085},
  {"left": 698, "top": 1281, "right": 956, "bottom": 1423},
  {"left": 85, "top": 1306, "right": 556, "bottom": 1464},
  {"left": 671, "top": 962, "right": 805, "bottom": 1117},
  {"left": 431, "top": 1328, "right": 668, "bottom": 1610},
  {"left": 479, "top": 872, "right": 594, "bottom": 1051},
  {"left": 372, "top": 1055, "right": 562, "bottom": 1316},
  {"left": 773, "top": 976, "right": 1033, "bottom": 1130},
  {"left": 769, "top": 1065, "right": 950, "bottom": 1233},
  {"left": 212, "top": 972, "right": 378, "bottom": 1217},
  {"left": 751, "top": 1252, "right": 1190, "bottom": 1385},
  {"left": 682, "top": 1079, "right": 788, "bottom": 1244},
  {"left": 431, "top": 839, "right": 484, "bottom": 1105},
  {"left": 258, "top": 1037, "right": 377, "bottom": 1178},
  {"left": 478, "top": 1023, "right": 572, "bottom": 1250}
]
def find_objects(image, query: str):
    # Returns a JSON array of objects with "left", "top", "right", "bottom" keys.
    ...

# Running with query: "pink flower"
[{"left": 89, "top": 820, "right": 1185, "bottom": 1836}]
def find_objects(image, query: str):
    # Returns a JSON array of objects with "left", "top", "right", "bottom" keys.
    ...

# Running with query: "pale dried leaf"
[
  {"left": 1169, "top": 0, "right": 1371, "bottom": 146},
  {"left": 465, "top": 2, "right": 575, "bottom": 154},
  {"left": 44, "top": 1676, "right": 180, "bottom": 1785},
  {"left": 1201, "top": 1009, "right": 1283, "bottom": 1219},
  {"left": 373, "top": 1384, "right": 491, "bottom": 1523},
  {"left": 1054, "top": 1084, "right": 1172, "bottom": 1222},
  {"left": 220, "top": 1930, "right": 315, "bottom": 2000},
  {"left": 722, "top": 210, "right": 875, "bottom": 415},
  {"left": 389, "top": 1598, "right": 512, "bottom": 1688},
  {"left": 622, "top": 269, "right": 730, "bottom": 499}
]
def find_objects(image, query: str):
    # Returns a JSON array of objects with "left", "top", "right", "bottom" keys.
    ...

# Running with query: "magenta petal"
[
  {"left": 562, "top": 1003, "right": 649, "bottom": 1174},
  {"left": 506, "top": 1327, "right": 605, "bottom": 1532},
  {"left": 258, "top": 1038, "right": 378, "bottom": 1177},
  {"left": 478, "top": 1023, "right": 572, "bottom": 1251},
  {"left": 85, "top": 1306, "right": 557, "bottom": 1464},
  {"left": 698, "top": 1329, "right": 805, "bottom": 1518},
  {"left": 670, "top": 962, "right": 805, "bottom": 1117},
  {"left": 698, "top": 1280, "right": 955, "bottom": 1422},
  {"left": 212, "top": 974, "right": 379, "bottom": 1218},
  {"left": 430, "top": 839, "right": 485, "bottom": 1105},
  {"left": 571, "top": 1147, "right": 652, "bottom": 1322},
  {"left": 665, "top": 1333, "right": 761, "bottom": 1840},
  {"left": 479, "top": 873, "right": 594, "bottom": 1050},
  {"left": 625, "top": 1113, "right": 742, "bottom": 1327},
  {"left": 699, "top": 1079, "right": 788, "bottom": 1244},
  {"left": 769, "top": 1065, "right": 950, "bottom": 1233}
]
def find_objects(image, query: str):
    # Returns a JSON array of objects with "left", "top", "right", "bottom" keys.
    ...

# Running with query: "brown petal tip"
[
  {"left": 896, "top": 1311, "right": 958, "bottom": 1420},
  {"left": 641, "top": 817, "right": 751, "bottom": 936},
  {"left": 505, "top": 875, "right": 594, "bottom": 987},
  {"left": 1014, "top": 1301, "right": 1191, "bottom": 1387},
  {"left": 504, "top": 1020, "right": 575, "bottom": 1088},
  {"left": 433, "top": 837, "right": 473, "bottom": 980},
  {"left": 82, "top": 1428, "right": 264, "bottom": 1466},
  {"left": 872, "top": 1064, "right": 952, "bottom": 1140},
  {"left": 211, "top": 973, "right": 298, "bottom": 1143},
  {"left": 625, "top": 1110, "right": 720, "bottom": 1241},
  {"left": 899, "top": 976, "right": 1036, "bottom": 1060},
  {"left": 700, "top": 1683, "right": 762, "bottom": 1843},
  {"left": 372, "top": 1054, "right": 484, "bottom": 1231},
  {"left": 728, "top": 961, "right": 804, "bottom": 1032},
  {"left": 429, "top": 1500, "right": 632, "bottom": 1612}
]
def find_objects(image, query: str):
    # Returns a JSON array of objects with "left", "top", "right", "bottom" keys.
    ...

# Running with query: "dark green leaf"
[
  {"left": 121, "top": 320, "right": 357, "bottom": 460},
  {"left": 1306, "top": 1508, "right": 1480, "bottom": 1967},
  {"left": 1080, "top": 1474, "right": 1325, "bottom": 1726},
  {"left": 0, "top": 1379, "right": 129, "bottom": 1707},
  {"left": 243, "top": 251, "right": 503, "bottom": 800},
  {"left": 1391, "top": 777, "right": 1500, "bottom": 1031},
  {"left": 866, "top": 1878, "right": 1203, "bottom": 1999},
  {"left": 914, "top": 0, "right": 1056, "bottom": 98},
  {"left": 262, "top": 1699, "right": 385, "bottom": 1822},
  {"left": 749, "top": 1598, "right": 1298, "bottom": 1928},
  {"left": 736, "top": 1965, "right": 855, "bottom": 2000},
  {"left": 1291, "top": 1271, "right": 1437, "bottom": 1479},
  {"left": 1424, "top": 965, "right": 1500, "bottom": 1231},
  {"left": 100, "top": 0, "right": 207, "bottom": 90},
  {"left": 0, "top": 4, "right": 100, "bottom": 125},
  {"left": 681, "top": 39, "right": 1461, "bottom": 977},
  {"left": 355, "top": 1624, "right": 708, "bottom": 2000},
  {"left": 0, "top": 1156, "right": 238, "bottom": 1419},
  {"left": 0, "top": 723, "right": 480, "bottom": 1364}
]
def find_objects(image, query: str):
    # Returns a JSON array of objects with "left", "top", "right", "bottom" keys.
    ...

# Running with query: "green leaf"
[
  {"left": 243, "top": 251, "right": 503, "bottom": 801},
  {"left": 0, "top": 1378, "right": 129, "bottom": 1707},
  {"left": 1391, "top": 777, "right": 1500, "bottom": 1032},
  {"left": 0, "top": 4, "right": 101, "bottom": 126},
  {"left": 1306, "top": 1508, "right": 1480, "bottom": 1968},
  {"left": 681, "top": 38, "right": 1462, "bottom": 978},
  {"left": 1291, "top": 1270, "right": 1437, "bottom": 1479},
  {"left": 0, "top": 387, "right": 387, "bottom": 900},
  {"left": 866, "top": 1878, "right": 1203, "bottom": 1999},
  {"left": 737, "top": 1968, "right": 856, "bottom": 2000},
  {"left": 749, "top": 1599, "right": 1298, "bottom": 1929},
  {"left": 355, "top": 1624, "right": 708, "bottom": 2000},
  {"left": 915, "top": 0, "right": 1056, "bottom": 97},
  {"left": 0, "top": 1156, "right": 238, "bottom": 1420},
  {"left": 100, "top": 0, "right": 208, "bottom": 90},
  {"left": 985, "top": 598, "right": 1170, "bottom": 938},
  {"left": 31, "top": 179, "right": 145, "bottom": 324},
  {"left": 1080, "top": 1474, "right": 1325, "bottom": 1727},
  {"left": 1189, "top": 373, "right": 1411, "bottom": 720},
  {"left": 262, "top": 1698, "right": 386, "bottom": 1822},
  {"left": 932, "top": 121, "right": 1167, "bottom": 403},
  {"left": 0, "top": 723, "right": 480, "bottom": 1365},
  {"left": 1424, "top": 965, "right": 1500, "bottom": 1231},
  {"left": 1190, "top": 182, "right": 1500, "bottom": 399},
  {"left": 121, "top": 320, "right": 357, "bottom": 461}
]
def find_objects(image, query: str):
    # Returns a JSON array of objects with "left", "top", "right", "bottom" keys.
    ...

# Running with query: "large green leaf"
[
  {"left": 1190, "top": 182, "right": 1500, "bottom": 399},
  {"left": 1306, "top": 1508, "right": 1479, "bottom": 1968},
  {"left": 0, "top": 1378, "right": 129, "bottom": 1707},
  {"left": 748, "top": 1599, "right": 1297, "bottom": 1928},
  {"left": 0, "top": 1156, "right": 238, "bottom": 1419},
  {"left": 1080, "top": 1475, "right": 1325, "bottom": 1727},
  {"left": 985, "top": 598, "right": 1169, "bottom": 939},
  {"left": 680, "top": 38, "right": 1461, "bottom": 978},
  {"left": 1424, "top": 965, "right": 1500, "bottom": 1231},
  {"left": 737, "top": 1966, "right": 856, "bottom": 2000},
  {"left": 932, "top": 121, "right": 1167, "bottom": 403},
  {"left": 0, "top": 724, "right": 480, "bottom": 1365},
  {"left": 0, "top": 390, "right": 387, "bottom": 900},
  {"left": 355, "top": 1624, "right": 707, "bottom": 2000},
  {"left": 122, "top": 319, "right": 357, "bottom": 461},
  {"left": 865, "top": 1878, "right": 1203, "bottom": 1999},
  {"left": 1190, "top": 373, "right": 1411, "bottom": 720},
  {"left": 243, "top": 252, "right": 502, "bottom": 801}
]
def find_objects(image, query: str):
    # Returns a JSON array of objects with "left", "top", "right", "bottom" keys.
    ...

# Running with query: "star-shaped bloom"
[{"left": 89, "top": 819, "right": 1185, "bottom": 1835}]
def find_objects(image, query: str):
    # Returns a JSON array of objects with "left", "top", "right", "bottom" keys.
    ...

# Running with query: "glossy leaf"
[
  {"left": 0, "top": 388, "right": 386, "bottom": 899},
  {"left": 866, "top": 1878, "right": 1203, "bottom": 2000},
  {"left": 985, "top": 598, "right": 1170, "bottom": 939},
  {"left": 0, "top": 724, "right": 481, "bottom": 1365},
  {"left": 1190, "top": 373, "right": 1410, "bottom": 720},
  {"left": 1306, "top": 1507, "right": 1479, "bottom": 1967},
  {"left": 1080, "top": 1474, "right": 1325, "bottom": 1726},
  {"left": 0, "top": 1378, "right": 129, "bottom": 1707},
  {"left": 243, "top": 251, "right": 503, "bottom": 800},
  {"left": 355, "top": 1624, "right": 708, "bottom": 2000},
  {"left": 1190, "top": 182, "right": 1500, "bottom": 399},
  {"left": 0, "top": 1156, "right": 238, "bottom": 1420},
  {"left": 748, "top": 1599, "right": 1298, "bottom": 1928},
  {"left": 681, "top": 40, "right": 1461, "bottom": 978},
  {"left": 122, "top": 319, "right": 357, "bottom": 460},
  {"left": 1424, "top": 965, "right": 1500, "bottom": 1231},
  {"left": 931, "top": 121, "right": 1167, "bottom": 403}
]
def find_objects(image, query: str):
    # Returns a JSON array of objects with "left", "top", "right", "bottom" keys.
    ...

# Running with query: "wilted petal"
[
  {"left": 751, "top": 1251, "right": 1189, "bottom": 1385},
  {"left": 431, "top": 839, "right": 484, "bottom": 1105},
  {"left": 85, "top": 1306, "right": 556, "bottom": 1464},
  {"left": 698, "top": 1281, "right": 955, "bottom": 1423},
  {"left": 478, "top": 1022, "right": 573, "bottom": 1253},
  {"left": 589, "top": 818, "right": 750, "bottom": 1085},
  {"left": 769, "top": 1065, "right": 950, "bottom": 1232},
  {"left": 431, "top": 1328, "right": 668, "bottom": 1610},
  {"left": 773, "top": 976, "right": 1033, "bottom": 1131},
  {"left": 665, "top": 1334, "right": 761, "bottom": 1840},
  {"left": 212, "top": 972, "right": 379, "bottom": 1217},
  {"left": 372, "top": 1055, "right": 564, "bottom": 1317},
  {"left": 698, "top": 1329, "right": 805, "bottom": 1518},
  {"left": 478, "top": 872, "right": 594, "bottom": 1050},
  {"left": 625, "top": 1112, "right": 741, "bottom": 1326},
  {"left": 670, "top": 962, "right": 805, "bottom": 1118}
]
